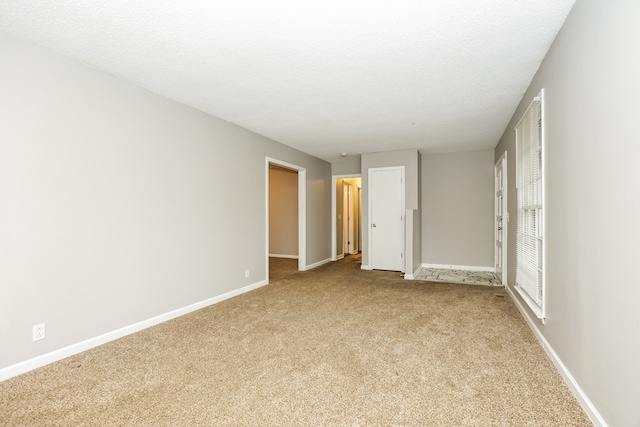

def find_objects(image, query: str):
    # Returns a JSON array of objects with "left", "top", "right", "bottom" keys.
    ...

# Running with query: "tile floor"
[{"left": 414, "top": 268, "right": 502, "bottom": 286}]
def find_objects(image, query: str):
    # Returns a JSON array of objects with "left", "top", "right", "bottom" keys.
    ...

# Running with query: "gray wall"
[
  {"left": 332, "top": 156, "right": 361, "bottom": 176},
  {"left": 421, "top": 150, "right": 494, "bottom": 267},
  {"left": 494, "top": 0, "right": 640, "bottom": 424},
  {"left": 361, "top": 149, "right": 420, "bottom": 269},
  {"left": 269, "top": 166, "right": 298, "bottom": 257},
  {"left": 0, "top": 34, "right": 331, "bottom": 372},
  {"left": 404, "top": 209, "right": 422, "bottom": 277}
]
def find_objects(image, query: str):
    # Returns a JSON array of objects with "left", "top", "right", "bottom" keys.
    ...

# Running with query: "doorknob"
[
  {"left": 498, "top": 227, "right": 502, "bottom": 230},
  {"left": 372, "top": 224, "right": 377, "bottom": 227}
]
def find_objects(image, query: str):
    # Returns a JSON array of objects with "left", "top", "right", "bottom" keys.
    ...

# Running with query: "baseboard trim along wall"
[
  {"left": 403, "top": 265, "right": 423, "bottom": 280},
  {"left": 269, "top": 254, "right": 299, "bottom": 259},
  {"left": 360, "top": 264, "right": 372, "bottom": 270},
  {"left": 0, "top": 279, "right": 269, "bottom": 382},
  {"left": 422, "top": 263, "right": 494, "bottom": 272},
  {"left": 504, "top": 284, "right": 608, "bottom": 427},
  {"left": 305, "top": 257, "right": 332, "bottom": 271}
]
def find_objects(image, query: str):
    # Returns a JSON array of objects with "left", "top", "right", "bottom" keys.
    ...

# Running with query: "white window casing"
[{"left": 515, "top": 89, "right": 544, "bottom": 320}]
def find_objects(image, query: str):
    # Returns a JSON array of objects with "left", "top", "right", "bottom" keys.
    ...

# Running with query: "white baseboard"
[
  {"left": 335, "top": 254, "right": 345, "bottom": 260},
  {"left": 304, "top": 257, "right": 332, "bottom": 270},
  {"left": 422, "top": 263, "right": 494, "bottom": 272},
  {"left": 0, "top": 279, "right": 269, "bottom": 382},
  {"left": 404, "top": 265, "right": 423, "bottom": 280},
  {"left": 360, "top": 264, "right": 372, "bottom": 270},
  {"left": 504, "top": 285, "right": 608, "bottom": 427},
  {"left": 269, "top": 254, "right": 299, "bottom": 259}
]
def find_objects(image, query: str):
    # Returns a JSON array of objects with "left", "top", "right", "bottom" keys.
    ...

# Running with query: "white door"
[
  {"left": 494, "top": 153, "right": 507, "bottom": 282},
  {"left": 370, "top": 167, "right": 404, "bottom": 271}
]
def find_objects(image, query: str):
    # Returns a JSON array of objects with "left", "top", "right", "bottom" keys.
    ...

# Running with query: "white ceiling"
[{"left": 0, "top": 0, "right": 575, "bottom": 164}]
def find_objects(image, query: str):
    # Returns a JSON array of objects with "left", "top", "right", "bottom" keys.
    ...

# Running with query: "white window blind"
[{"left": 515, "top": 91, "right": 544, "bottom": 318}]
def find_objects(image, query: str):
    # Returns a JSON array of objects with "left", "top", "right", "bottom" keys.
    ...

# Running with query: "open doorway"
[
  {"left": 332, "top": 175, "right": 362, "bottom": 262},
  {"left": 266, "top": 158, "right": 306, "bottom": 282}
]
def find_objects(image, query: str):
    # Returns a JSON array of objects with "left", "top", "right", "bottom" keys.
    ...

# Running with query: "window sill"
[{"left": 514, "top": 285, "right": 545, "bottom": 323}]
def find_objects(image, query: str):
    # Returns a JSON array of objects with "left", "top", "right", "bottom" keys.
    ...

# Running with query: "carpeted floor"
[{"left": 1, "top": 255, "right": 590, "bottom": 426}]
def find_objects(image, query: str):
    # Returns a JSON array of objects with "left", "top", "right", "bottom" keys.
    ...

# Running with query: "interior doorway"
[
  {"left": 269, "top": 164, "right": 298, "bottom": 258},
  {"left": 343, "top": 183, "right": 355, "bottom": 254},
  {"left": 266, "top": 158, "right": 306, "bottom": 280},
  {"left": 332, "top": 175, "right": 362, "bottom": 261}
]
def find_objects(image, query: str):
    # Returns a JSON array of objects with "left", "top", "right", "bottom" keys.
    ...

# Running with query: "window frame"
[{"left": 514, "top": 89, "right": 545, "bottom": 320}]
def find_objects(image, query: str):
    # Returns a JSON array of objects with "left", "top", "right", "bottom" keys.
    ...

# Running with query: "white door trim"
[
  {"left": 494, "top": 151, "right": 508, "bottom": 282},
  {"left": 368, "top": 166, "right": 405, "bottom": 272},
  {"left": 266, "top": 158, "right": 306, "bottom": 278}
]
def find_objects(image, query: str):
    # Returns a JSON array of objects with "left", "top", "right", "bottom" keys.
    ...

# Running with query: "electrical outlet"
[
  {"left": 245, "top": 269, "right": 250, "bottom": 278},
  {"left": 33, "top": 323, "right": 45, "bottom": 341}
]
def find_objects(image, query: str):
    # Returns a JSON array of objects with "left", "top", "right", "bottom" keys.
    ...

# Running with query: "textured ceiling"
[{"left": 0, "top": 0, "right": 575, "bottom": 164}]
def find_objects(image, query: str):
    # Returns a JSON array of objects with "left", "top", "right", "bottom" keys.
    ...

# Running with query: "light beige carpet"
[{"left": 1, "top": 255, "right": 591, "bottom": 426}]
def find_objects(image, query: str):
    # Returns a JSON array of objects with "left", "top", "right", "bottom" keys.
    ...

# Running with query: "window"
[{"left": 515, "top": 89, "right": 544, "bottom": 319}]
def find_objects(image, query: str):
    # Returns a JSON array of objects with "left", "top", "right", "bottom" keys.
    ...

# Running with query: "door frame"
[
  {"left": 266, "top": 157, "right": 306, "bottom": 278},
  {"left": 368, "top": 166, "right": 405, "bottom": 272},
  {"left": 494, "top": 151, "right": 508, "bottom": 282}
]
